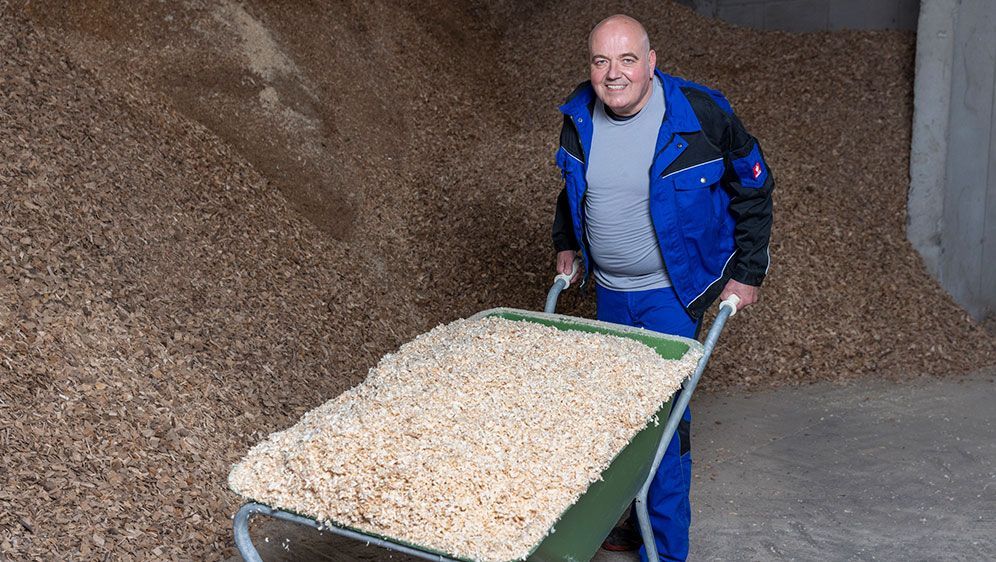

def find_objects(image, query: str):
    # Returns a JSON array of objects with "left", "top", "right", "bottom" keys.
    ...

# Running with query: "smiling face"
[{"left": 588, "top": 16, "right": 657, "bottom": 117}]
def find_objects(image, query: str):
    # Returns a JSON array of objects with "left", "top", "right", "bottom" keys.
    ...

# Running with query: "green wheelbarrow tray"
[{"left": 233, "top": 299, "right": 738, "bottom": 561}]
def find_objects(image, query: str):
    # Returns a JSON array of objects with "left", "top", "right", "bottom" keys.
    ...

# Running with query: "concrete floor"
[
  {"left": 686, "top": 367, "right": 996, "bottom": 561},
  {"left": 230, "top": 367, "right": 995, "bottom": 561}
]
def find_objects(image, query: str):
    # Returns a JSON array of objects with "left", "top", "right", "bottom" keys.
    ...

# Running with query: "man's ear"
[{"left": 649, "top": 49, "right": 657, "bottom": 70}]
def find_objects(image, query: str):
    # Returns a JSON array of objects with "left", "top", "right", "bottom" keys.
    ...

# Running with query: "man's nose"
[{"left": 606, "top": 60, "right": 622, "bottom": 79}]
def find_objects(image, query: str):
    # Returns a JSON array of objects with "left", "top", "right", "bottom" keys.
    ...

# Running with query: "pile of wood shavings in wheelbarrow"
[{"left": 229, "top": 316, "right": 701, "bottom": 562}]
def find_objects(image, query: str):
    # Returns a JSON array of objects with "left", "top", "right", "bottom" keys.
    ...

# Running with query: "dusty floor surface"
[
  {"left": 229, "top": 368, "right": 996, "bottom": 561},
  {"left": 688, "top": 367, "right": 996, "bottom": 561},
  {"left": 2, "top": 0, "right": 995, "bottom": 559}
]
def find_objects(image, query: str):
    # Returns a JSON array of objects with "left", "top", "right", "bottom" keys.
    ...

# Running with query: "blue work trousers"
[{"left": 596, "top": 284, "right": 699, "bottom": 562}]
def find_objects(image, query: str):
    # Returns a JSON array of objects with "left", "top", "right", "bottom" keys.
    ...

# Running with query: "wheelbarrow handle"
[
  {"left": 635, "top": 293, "right": 739, "bottom": 562},
  {"left": 554, "top": 257, "right": 581, "bottom": 288},
  {"left": 544, "top": 257, "right": 580, "bottom": 314},
  {"left": 720, "top": 293, "right": 740, "bottom": 317}
]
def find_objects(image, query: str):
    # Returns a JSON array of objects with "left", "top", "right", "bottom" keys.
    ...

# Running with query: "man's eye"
[{"left": 622, "top": 58, "right": 635, "bottom": 65}]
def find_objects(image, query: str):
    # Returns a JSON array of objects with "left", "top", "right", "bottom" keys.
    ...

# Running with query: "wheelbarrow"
[{"left": 232, "top": 262, "right": 739, "bottom": 562}]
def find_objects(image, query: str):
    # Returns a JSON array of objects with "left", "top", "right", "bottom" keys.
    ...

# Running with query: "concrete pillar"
[
  {"left": 908, "top": 0, "right": 955, "bottom": 275},
  {"left": 909, "top": 0, "right": 996, "bottom": 322}
]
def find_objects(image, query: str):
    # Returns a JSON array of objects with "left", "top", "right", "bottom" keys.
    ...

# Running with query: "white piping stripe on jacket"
[
  {"left": 660, "top": 157, "right": 723, "bottom": 181},
  {"left": 690, "top": 245, "right": 770, "bottom": 306},
  {"left": 690, "top": 249, "right": 738, "bottom": 305},
  {"left": 559, "top": 146, "right": 583, "bottom": 164}
]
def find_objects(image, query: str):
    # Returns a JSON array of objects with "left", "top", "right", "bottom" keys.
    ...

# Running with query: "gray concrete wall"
[
  {"left": 909, "top": 0, "right": 996, "bottom": 323},
  {"left": 677, "top": 0, "right": 919, "bottom": 31}
]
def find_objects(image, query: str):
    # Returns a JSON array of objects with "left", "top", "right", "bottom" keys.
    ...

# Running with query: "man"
[{"left": 552, "top": 14, "right": 773, "bottom": 562}]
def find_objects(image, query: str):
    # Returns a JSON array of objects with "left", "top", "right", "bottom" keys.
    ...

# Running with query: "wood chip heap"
[
  {"left": 6, "top": 1, "right": 996, "bottom": 559},
  {"left": 229, "top": 317, "right": 701, "bottom": 561}
]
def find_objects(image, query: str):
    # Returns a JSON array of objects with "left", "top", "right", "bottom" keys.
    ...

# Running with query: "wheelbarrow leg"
[{"left": 634, "top": 296, "right": 739, "bottom": 561}]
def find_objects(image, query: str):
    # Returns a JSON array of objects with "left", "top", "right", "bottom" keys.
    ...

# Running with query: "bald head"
[
  {"left": 587, "top": 14, "right": 657, "bottom": 116},
  {"left": 588, "top": 15, "right": 651, "bottom": 57}
]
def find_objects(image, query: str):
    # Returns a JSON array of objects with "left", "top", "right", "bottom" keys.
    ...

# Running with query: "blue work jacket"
[{"left": 553, "top": 70, "right": 774, "bottom": 318}]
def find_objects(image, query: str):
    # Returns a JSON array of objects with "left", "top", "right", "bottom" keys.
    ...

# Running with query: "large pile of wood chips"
[{"left": 2, "top": 0, "right": 993, "bottom": 559}]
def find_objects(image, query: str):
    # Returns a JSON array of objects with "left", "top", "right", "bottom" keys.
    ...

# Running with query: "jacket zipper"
[{"left": 568, "top": 116, "right": 594, "bottom": 289}]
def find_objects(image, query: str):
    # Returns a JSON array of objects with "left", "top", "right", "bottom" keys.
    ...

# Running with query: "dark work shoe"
[{"left": 601, "top": 525, "right": 642, "bottom": 552}]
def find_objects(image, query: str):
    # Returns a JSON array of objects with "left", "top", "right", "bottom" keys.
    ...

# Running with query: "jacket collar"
[{"left": 559, "top": 69, "right": 702, "bottom": 133}]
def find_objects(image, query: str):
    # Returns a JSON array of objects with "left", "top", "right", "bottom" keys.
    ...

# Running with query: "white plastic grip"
[
  {"left": 554, "top": 257, "right": 581, "bottom": 289},
  {"left": 720, "top": 293, "right": 741, "bottom": 317}
]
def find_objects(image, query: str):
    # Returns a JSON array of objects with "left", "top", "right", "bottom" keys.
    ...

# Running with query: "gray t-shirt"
[{"left": 585, "top": 76, "right": 671, "bottom": 291}]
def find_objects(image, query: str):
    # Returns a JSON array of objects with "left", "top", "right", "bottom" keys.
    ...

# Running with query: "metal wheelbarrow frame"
[{"left": 233, "top": 267, "right": 739, "bottom": 562}]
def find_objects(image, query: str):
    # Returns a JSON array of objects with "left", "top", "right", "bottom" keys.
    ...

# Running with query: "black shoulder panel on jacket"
[{"left": 681, "top": 86, "right": 731, "bottom": 151}]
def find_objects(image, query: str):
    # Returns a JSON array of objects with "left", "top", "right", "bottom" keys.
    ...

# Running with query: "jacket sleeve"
[
  {"left": 721, "top": 111, "right": 773, "bottom": 286},
  {"left": 553, "top": 187, "right": 579, "bottom": 252}
]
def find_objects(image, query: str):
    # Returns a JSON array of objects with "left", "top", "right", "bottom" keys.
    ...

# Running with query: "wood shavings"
[{"left": 230, "top": 317, "right": 700, "bottom": 561}]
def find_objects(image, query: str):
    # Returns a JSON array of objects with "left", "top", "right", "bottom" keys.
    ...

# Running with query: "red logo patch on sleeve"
[{"left": 752, "top": 162, "right": 762, "bottom": 179}]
